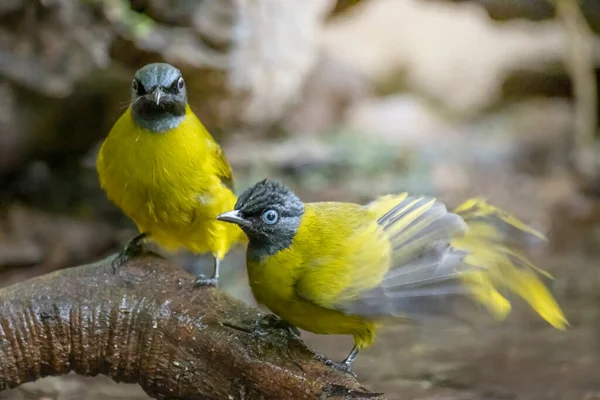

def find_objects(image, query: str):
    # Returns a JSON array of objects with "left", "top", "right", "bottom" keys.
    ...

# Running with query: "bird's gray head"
[
  {"left": 130, "top": 63, "right": 188, "bottom": 132},
  {"left": 217, "top": 179, "right": 305, "bottom": 260}
]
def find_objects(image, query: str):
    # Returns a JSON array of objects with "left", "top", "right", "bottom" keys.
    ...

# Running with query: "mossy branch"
[{"left": 0, "top": 254, "right": 384, "bottom": 400}]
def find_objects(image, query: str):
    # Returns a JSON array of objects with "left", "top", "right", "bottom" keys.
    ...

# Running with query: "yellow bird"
[
  {"left": 217, "top": 179, "right": 567, "bottom": 372},
  {"left": 97, "top": 63, "right": 245, "bottom": 286}
]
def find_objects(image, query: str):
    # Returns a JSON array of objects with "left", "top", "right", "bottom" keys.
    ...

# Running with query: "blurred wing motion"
[
  {"left": 451, "top": 198, "right": 567, "bottom": 329},
  {"left": 334, "top": 194, "right": 568, "bottom": 330}
]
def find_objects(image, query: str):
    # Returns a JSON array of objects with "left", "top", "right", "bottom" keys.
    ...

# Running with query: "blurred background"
[{"left": 1, "top": 0, "right": 600, "bottom": 399}]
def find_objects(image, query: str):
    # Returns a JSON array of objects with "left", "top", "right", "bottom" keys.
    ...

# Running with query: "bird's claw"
[
  {"left": 315, "top": 354, "right": 356, "bottom": 377},
  {"left": 259, "top": 314, "right": 301, "bottom": 337},
  {"left": 111, "top": 254, "right": 128, "bottom": 274},
  {"left": 194, "top": 275, "right": 219, "bottom": 287},
  {"left": 112, "top": 233, "right": 148, "bottom": 273}
]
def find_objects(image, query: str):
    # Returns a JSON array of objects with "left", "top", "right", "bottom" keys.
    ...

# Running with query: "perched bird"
[
  {"left": 217, "top": 179, "right": 568, "bottom": 372},
  {"left": 97, "top": 62, "right": 245, "bottom": 286}
]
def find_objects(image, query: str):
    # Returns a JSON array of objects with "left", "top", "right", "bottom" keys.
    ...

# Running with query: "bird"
[
  {"left": 216, "top": 179, "right": 568, "bottom": 373},
  {"left": 96, "top": 62, "right": 245, "bottom": 286}
]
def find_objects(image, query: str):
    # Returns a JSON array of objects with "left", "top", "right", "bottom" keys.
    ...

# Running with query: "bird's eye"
[
  {"left": 177, "top": 77, "right": 184, "bottom": 90},
  {"left": 262, "top": 209, "right": 279, "bottom": 225},
  {"left": 132, "top": 79, "right": 146, "bottom": 95}
]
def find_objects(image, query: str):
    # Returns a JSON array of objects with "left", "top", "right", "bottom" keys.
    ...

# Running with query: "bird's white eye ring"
[
  {"left": 262, "top": 209, "right": 279, "bottom": 225},
  {"left": 132, "top": 79, "right": 138, "bottom": 92},
  {"left": 177, "top": 77, "right": 184, "bottom": 90}
]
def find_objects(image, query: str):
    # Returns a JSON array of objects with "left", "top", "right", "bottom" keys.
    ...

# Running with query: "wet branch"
[{"left": 0, "top": 254, "right": 384, "bottom": 400}]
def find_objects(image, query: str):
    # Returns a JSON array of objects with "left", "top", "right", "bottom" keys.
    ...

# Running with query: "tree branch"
[{"left": 0, "top": 254, "right": 384, "bottom": 400}]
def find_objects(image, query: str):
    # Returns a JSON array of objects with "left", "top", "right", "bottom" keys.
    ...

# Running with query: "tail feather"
[
  {"left": 344, "top": 194, "right": 568, "bottom": 330},
  {"left": 454, "top": 198, "right": 546, "bottom": 241},
  {"left": 452, "top": 198, "right": 567, "bottom": 329}
]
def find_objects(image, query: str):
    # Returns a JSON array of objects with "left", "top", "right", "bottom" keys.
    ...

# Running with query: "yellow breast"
[
  {"left": 246, "top": 205, "right": 379, "bottom": 348},
  {"left": 97, "top": 106, "right": 241, "bottom": 255}
]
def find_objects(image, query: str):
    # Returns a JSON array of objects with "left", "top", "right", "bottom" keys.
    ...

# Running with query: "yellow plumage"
[
  {"left": 452, "top": 199, "right": 566, "bottom": 326},
  {"left": 248, "top": 203, "right": 385, "bottom": 349},
  {"left": 97, "top": 106, "right": 244, "bottom": 259},
  {"left": 229, "top": 183, "right": 567, "bottom": 363}
]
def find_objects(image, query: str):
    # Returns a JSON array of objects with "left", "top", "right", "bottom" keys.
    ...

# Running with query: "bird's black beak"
[
  {"left": 217, "top": 210, "right": 251, "bottom": 227},
  {"left": 151, "top": 88, "right": 162, "bottom": 105}
]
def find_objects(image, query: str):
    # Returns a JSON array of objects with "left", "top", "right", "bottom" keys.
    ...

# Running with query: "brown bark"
[{"left": 0, "top": 253, "right": 385, "bottom": 400}]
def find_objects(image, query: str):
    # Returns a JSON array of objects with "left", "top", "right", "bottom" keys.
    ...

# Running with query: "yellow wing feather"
[{"left": 213, "top": 144, "right": 235, "bottom": 191}]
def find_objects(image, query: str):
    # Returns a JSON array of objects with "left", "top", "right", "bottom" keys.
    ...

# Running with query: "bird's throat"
[
  {"left": 131, "top": 101, "right": 186, "bottom": 133},
  {"left": 246, "top": 235, "right": 295, "bottom": 261}
]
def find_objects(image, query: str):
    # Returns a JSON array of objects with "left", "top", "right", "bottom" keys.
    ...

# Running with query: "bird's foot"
[
  {"left": 194, "top": 275, "right": 219, "bottom": 288},
  {"left": 112, "top": 233, "right": 148, "bottom": 273},
  {"left": 315, "top": 354, "right": 357, "bottom": 378},
  {"left": 194, "top": 256, "right": 220, "bottom": 288},
  {"left": 258, "top": 314, "right": 301, "bottom": 337}
]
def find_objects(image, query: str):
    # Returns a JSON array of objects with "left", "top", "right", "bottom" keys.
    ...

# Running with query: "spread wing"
[
  {"left": 294, "top": 195, "right": 567, "bottom": 330},
  {"left": 338, "top": 194, "right": 473, "bottom": 319},
  {"left": 293, "top": 195, "right": 473, "bottom": 320}
]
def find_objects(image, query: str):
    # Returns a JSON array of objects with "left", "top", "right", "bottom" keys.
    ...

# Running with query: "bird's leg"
[
  {"left": 342, "top": 346, "right": 359, "bottom": 366},
  {"left": 111, "top": 232, "right": 149, "bottom": 273},
  {"left": 316, "top": 345, "right": 358, "bottom": 377},
  {"left": 258, "top": 314, "right": 301, "bottom": 337},
  {"left": 194, "top": 255, "right": 220, "bottom": 287}
]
